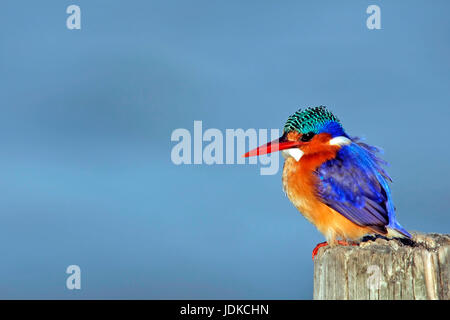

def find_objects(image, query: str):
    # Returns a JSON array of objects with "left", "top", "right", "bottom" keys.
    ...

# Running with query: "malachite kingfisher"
[{"left": 243, "top": 106, "right": 411, "bottom": 259}]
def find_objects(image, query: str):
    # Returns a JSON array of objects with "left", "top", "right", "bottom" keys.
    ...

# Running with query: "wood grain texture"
[{"left": 313, "top": 233, "right": 449, "bottom": 300}]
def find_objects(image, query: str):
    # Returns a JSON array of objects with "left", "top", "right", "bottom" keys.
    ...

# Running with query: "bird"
[{"left": 243, "top": 106, "right": 411, "bottom": 259}]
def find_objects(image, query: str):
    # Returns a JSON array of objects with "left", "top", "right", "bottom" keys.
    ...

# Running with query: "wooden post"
[{"left": 313, "top": 233, "right": 449, "bottom": 300}]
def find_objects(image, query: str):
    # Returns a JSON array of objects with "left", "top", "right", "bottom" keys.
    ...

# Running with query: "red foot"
[
  {"left": 312, "top": 242, "right": 328, "bottom": 260},
  {"left": 312, "top": 240, "right": 357, "bottom": 260}
]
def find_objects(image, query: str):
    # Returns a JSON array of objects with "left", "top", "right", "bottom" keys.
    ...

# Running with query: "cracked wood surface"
[{"left": 313, "top": 233, "right": 449, "bottom": 300}]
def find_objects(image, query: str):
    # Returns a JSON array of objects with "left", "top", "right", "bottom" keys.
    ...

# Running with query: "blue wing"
[{"left": 315, "top": 139, "right": 409, "bottom": 237}]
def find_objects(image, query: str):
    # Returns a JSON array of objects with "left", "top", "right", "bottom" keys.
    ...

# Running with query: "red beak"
[{"left": 242, "top": 134, "right": 301, "bottom": 157}]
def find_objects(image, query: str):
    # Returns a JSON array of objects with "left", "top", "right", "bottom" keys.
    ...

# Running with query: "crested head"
[
  {"left": 243, "top": 105, "right": 352, "bottom": 161},
  {"left": 283, "top": 106, "right": 344, "bottom": 136}
]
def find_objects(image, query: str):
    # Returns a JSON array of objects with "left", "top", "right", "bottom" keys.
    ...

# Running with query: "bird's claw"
[
  {"left": 312, "top": 240, "right": 357, "bottom": 260},
  {"left": 312, "top": 242, "right": 329, "bottom": 260}
]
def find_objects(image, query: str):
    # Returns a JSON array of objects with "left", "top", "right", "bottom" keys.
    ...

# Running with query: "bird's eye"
[{"left": 300, "top": 132, "right": 315, "bottom": 142}]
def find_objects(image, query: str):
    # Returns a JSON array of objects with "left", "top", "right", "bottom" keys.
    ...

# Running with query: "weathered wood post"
[{"left": 313, "top": 233, "right": 449, "bottom": 300}]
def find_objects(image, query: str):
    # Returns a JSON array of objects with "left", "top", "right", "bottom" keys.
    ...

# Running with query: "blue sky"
[{"left": 0, "top": 0, "right": 449, "bottom": 298}]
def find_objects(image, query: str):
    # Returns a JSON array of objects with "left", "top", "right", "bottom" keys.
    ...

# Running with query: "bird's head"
[{"left": 244, "top": 106, "right": 352, "bottom": 161}]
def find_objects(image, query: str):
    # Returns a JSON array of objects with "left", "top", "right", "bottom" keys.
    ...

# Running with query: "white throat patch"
[
  {"left": 329, "top": 136, "right": 352, "bottom": 146},
  {"left": 281, "top": 148, "right": 304, "bottom": 162}
]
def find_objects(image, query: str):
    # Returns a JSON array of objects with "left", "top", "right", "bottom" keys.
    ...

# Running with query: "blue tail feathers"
[{"left": 387, "top": 220, "right": 412, "bottom": 238}]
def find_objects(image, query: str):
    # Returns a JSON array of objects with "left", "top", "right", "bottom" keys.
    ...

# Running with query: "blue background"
[{"left": 0, "top": 1, "right": 449, "bottom": 299}]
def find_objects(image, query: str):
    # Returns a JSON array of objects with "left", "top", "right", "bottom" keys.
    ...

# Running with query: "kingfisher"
[{"left": 243, "top": 106, "right": 411, "bottom": 259}]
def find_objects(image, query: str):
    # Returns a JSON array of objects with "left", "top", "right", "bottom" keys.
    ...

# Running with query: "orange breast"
[{"left": 282, "top": 153, "right": 373, "bottom": 242}]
